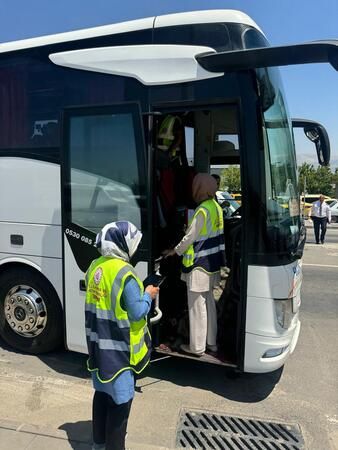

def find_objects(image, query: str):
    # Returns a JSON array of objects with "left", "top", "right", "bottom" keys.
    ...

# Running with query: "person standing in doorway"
[
  {"left": 310, "top": 195, "right": 331, "bottom": 244},
  {"left": 85, "top": 221, "right": 159, "bottom": 450},
  {"left": 211, "top": 173, "right": 222, "bottom": 205},
  {"left": 211, "top": 173, "right": 221, "bottom": 191},
  {"left": 163, "top": 173, "right": 225, "bottom": 357}
]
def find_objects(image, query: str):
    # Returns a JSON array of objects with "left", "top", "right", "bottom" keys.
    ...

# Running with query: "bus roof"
[{"left": 0, "top": 10, "right": 263, "bottom": 54}]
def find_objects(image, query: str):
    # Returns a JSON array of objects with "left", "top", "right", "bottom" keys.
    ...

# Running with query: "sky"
[{"left": 1, "top": 0, "right": 337, "bottom": 168}]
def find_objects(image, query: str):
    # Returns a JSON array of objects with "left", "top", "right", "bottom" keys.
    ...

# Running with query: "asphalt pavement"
[
  {"left": 305, "top": 219, "right": 338, "bottom": 244},
  {"left": 0, "top": 225, "right": 337, "bottom": 449}
]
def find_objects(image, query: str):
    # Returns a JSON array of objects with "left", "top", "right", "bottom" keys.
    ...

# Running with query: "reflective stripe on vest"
[
  {"left": 182, "top": 199, "right": 225, "bottom": 274},
  {"left": 157, "top": 115, "right": 181, "bottom": 151},
  {"left": 85, "top": 257, "right": 151, "bottom": 382}
]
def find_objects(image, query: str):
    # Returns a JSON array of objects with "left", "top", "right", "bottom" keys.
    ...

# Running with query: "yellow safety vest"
[
  {"left": 182, "top": 199, "right": 225, "bottom": 274},
  {"left": 85, "top": 257, "right": 151, "bottom": 382},
  {"left": 157, "top": 115, "right": 181, "bottom": 157}
]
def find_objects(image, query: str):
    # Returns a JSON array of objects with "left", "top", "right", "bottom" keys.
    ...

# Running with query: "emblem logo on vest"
[{"left": 94, "top": 267, "right": 103, "bottom": 285}]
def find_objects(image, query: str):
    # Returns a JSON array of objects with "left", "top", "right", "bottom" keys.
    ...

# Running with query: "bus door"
[
  {"left": 62, "top": 103, "right": 149, "bottom": 353},
  {"left": 147, "top": 103, "right": 244, "bottom": 366}
]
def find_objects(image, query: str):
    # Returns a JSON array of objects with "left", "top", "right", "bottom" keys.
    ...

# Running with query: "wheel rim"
[{"left": 4, "top": 285, "right": 47, "bottom": 338}]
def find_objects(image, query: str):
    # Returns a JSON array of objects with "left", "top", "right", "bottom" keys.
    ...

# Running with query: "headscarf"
[
  {"left": 192, "top": 173, "right": 218, "bottom": 204},
  {"left": 95, "top": 221, "right": 142, "bottom": 262}
]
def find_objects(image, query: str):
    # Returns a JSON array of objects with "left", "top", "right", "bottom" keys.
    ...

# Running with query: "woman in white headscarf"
[{"left": 85, "top": 221, "right": 159, "bottom": 450}]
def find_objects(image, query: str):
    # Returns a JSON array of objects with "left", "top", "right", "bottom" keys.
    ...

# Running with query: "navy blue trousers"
[
  {"left": 313, "top": 217, "right": 328, "bottom": 243},
  {"left": 92, "top": 391, "right": 132, "bottom": 450}
]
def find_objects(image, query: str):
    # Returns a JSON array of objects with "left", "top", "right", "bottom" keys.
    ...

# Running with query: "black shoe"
[
  {"left": 316, "top": 241, "right": 320, "bottom": 244},
  {"left": 321, "top": 240, "right": 324, "bottom": 244}
]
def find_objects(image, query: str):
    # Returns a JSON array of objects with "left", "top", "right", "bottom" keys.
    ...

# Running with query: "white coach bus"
[{"left": 0, "top": 10, "right": 336, "bottom": 373}]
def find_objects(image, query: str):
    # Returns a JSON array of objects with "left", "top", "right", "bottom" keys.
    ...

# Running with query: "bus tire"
[{"left": 0, "top": 267, "right": 63, "bottom": 354}]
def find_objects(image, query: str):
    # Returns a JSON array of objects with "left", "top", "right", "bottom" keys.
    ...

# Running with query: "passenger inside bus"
[
  {"left": 152, "top": 107, "right": 241, "bottom": 364},
  {"left": 163, "top": 173, "right": 225, "bottom": 357}
]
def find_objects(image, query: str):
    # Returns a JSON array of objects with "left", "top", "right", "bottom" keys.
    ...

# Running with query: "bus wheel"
[{"left": 0, "top": 267, "right": 63, "bottom": 354}]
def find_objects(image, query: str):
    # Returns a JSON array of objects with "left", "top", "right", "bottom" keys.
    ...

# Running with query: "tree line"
[
  {"left": 219, "top": 163, "right": 338, "bottom": 197},
  {"left": 298, "top": 163, "right": 338, "bottom": 197}
]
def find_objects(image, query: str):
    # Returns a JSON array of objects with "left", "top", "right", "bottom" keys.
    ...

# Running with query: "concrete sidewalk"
[{"left": 0, "top": 420, "right": 171, "bottom": 450}]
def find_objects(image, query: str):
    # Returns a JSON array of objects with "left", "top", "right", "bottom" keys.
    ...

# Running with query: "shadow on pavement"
[
  {"left": 37, "top": 349, "right": 90, "bottom": 379},
  {"left": 59, "top": 421, "right": 92, "bottom": 449},
  {"left": 0, "top": 337, "right": 89, "bottom": 380},
  {"left": 38, "top": 349, "right": 282, "bottom": 402},
  {"left": 1, "top": 337, "right": 281, "bottom": 402},
  {"left": 137, "top": 355, "right": 283, "bottom": 402}
]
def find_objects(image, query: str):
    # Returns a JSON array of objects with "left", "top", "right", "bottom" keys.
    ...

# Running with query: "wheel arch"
[
  {"left": 0, "top": 258, "right": 63, "bottom": 311},
  {"left": 0, "top": 258, "right": 65, "bottom": 353}
]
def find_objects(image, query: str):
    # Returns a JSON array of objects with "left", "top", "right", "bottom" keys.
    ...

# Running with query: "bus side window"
[{"left": 66, "top": 105, "right": 147, "bottom": 236}]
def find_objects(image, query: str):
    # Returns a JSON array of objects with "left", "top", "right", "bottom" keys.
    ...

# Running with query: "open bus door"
[{"left": 62, "top": 103, "right": 150, "bottom": 353}]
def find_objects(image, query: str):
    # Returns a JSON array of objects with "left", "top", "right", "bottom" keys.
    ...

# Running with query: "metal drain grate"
[{"left": 176, "top": 410, "right": 304, "bottom": 449}]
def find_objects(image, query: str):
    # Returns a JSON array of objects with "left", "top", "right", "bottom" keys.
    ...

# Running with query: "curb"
[
  {"left": 0, "top": 419, "right": 84, "bottom": 443},
  {"left": 0, "top": 419, "right": 173, "bottom": 449}
]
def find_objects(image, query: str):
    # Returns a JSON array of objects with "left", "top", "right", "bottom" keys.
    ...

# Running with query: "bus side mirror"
[{"left": 292, "top": 119, "right": 331, "bottom": 166}]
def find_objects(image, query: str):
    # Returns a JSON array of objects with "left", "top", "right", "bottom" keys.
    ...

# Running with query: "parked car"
[
  {"left": 329, "top": 200, "right": 338, "bottom": 222},
  {"left": 326, "top": 198, "right": 337, "bottom": 208},
  {"left": 216, "top": 191, "right": 241, "bottom": 218},
  {"left": 230, "top": 192, "right": 242, "bottom": 205}
]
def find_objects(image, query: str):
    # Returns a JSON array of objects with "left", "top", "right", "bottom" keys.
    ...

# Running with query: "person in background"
[
  {"left": 211, "top": 173, "right": 221, "bottom": 191},
  {"left": 310, "top": 195, "right": 331, "bottom": 244},
  {"left": 164, "top": 173, "right": 225, "bottom": 356},
  {"left": 157, "top": 114, "right": 184, "bottom": 166},
  {"left": 85, "top": 221, "right": 159, "bottom": 450},
  {"left": 211, "top": 174, "right": 221, "bottom": 205}
]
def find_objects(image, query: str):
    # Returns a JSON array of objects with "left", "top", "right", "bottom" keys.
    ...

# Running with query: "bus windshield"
[{"left": 260, "top": 68, "right": 300, "bottom": 252}]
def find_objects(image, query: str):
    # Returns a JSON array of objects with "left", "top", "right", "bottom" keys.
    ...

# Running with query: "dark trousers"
[
  {"left": 313, "top": 217, "right": 328, "bottom": 243},
  {"left": 92, "top": 391, "right": 132, "bottom": 450}
]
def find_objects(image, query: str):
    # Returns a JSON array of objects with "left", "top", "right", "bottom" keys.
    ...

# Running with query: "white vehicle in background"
[
  {"left": 329, "top": 200, "right": 338, "bottom": 222},
  {"left": 0, "top": 9, "right": 336, "bottom": 373},
  {"left": 216, "top": 191, "right": 241, "bottom": 218}
]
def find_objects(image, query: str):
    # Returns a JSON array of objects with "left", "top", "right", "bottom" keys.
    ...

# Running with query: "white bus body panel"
[
  {"left": 64, "top": 239, "right": 87, "bottom": 353},
  {"left": 244, "top": 260, "right": 302, "bottom": 373},
  {"left": 0, "top": 223, "right": 61, "bottom": 258},
  {"left": 50, "top": 45, "right": 223, "bottom": 86},
  {"left": 0, "top": 158, "right": 63, "bottom": 308},
  {"left": 0, "top": 158, "right": 61, "bottom": 225}
]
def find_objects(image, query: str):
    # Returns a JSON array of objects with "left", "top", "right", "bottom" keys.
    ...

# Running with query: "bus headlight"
[{"left": 274, "top": 299, "right": 293, "bottom": 329}]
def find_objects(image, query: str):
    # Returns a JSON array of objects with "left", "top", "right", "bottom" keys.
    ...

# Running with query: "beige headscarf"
[{"left": 192, "top": 173, "right": 218, "bottom": 204}]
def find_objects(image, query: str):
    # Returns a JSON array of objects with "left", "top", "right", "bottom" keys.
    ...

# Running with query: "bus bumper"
[{"left": 243, "top": 319, "right": 301, "bottom": 373}]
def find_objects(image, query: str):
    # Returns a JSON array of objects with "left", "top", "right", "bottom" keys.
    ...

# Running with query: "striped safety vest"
[
  {"left": 85, "top": 257, "right": 151, "bottom": 382},
  {"left": 182, "top": 199, "right": 226, "bottom": 274},
  {"left": 157, "top": 115, "right": 181, "bottom": 156}
]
